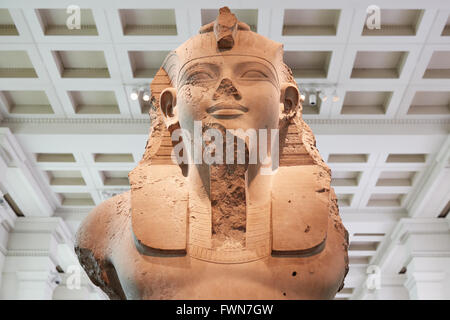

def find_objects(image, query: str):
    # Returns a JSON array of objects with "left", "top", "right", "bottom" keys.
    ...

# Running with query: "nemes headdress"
[
  {"left": 140, "top": 7, "right": 330, "bottom": 172},
  {"left": 162, "top": 7, "right": 284, "bottom": 88},
  {"left": 142, "top": 7, "right": 300, "bottom": 163},
  {"left": 152, "top": 7, "right": 294, "bottom": 108},
  {"left": 131, "top": 8, "right": 347, "bottom": 273}
]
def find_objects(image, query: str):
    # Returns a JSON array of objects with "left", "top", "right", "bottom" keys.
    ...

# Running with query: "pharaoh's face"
[{"left": 176, "top": 55, "right": 281, "bottom": 134}]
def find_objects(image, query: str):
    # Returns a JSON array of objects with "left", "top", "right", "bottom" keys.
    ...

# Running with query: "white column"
[
  {"left": 0, "top": 128, "right": 57, "bottom": 217},
  {"left": 398, "top": 219, "right": 450, "bottom": 300},
  {"left": 351, "top": 285, "right": 377, "bottom": 300},
  {"left": 0, "top": 192, "right": 16, "bottom": 291},
  {"left": 352, "top": 275, "right": 409, "bottom": 300},
  {"left": 405, "top": 257, "right": 450, "bottom": 300},
  {"left": 15, "top": 271, "right": 59, "bottom": 300},
  {"left": 0, "top": 217, "right": 73, "bottom": 300},
  {"left": 374, "top": 276, "right": 409, "bottom": 300},
  {"left": 351, "top": 217, "right": 450, "bottom": 300},
  {"left": 407, "top": 136, "right": 450, "bottom": 218},
  {"left": 52, "top": 274, "right": 107, "bottom": 300},
  {"left": 0, "top": 220, "right": 7, "bottom": 290},
  {"left": 51, "top": 242, "right": 108, "bottom": 300}
]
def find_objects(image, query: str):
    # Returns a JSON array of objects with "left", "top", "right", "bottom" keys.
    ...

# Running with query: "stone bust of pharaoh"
[{"left": 75, "top": 7, "right": 349, "bottom": 300}]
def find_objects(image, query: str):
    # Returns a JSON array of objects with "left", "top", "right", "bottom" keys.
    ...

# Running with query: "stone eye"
[
  {"left": 187, "top": 71, "right": 214, "bottom": 82},
  {"left": 241, "top": 70, "right": 267, "bottom": 79}
]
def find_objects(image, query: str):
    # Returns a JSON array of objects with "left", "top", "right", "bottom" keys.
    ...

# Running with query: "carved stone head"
[
  {"left": 76, "top": 8, "right": 349, "bottom": 299},
  {"left": 147, "top": 7, "right": 301, "bottom": 165}
]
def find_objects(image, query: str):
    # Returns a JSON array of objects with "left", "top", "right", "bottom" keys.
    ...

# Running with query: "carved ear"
[
  {"left": 280, "top": 83, "right": 299, "bottom": 114},
  {"left": 160, "top": 88, "right": 178, "bottom": 128}
]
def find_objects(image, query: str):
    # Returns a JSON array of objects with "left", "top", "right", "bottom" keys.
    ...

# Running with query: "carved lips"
[{"left": 207, "top": 102, "right": 248, "bottom": 119}]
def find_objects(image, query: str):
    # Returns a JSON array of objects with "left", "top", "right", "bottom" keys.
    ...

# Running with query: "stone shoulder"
[{"left": 74, "top": 191, "right": 131, "bottom": 299}]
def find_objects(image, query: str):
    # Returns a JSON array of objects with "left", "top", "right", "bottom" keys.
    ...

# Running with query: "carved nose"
[{"left": 213, "top": 78, "right": 242, "bottom": 100}]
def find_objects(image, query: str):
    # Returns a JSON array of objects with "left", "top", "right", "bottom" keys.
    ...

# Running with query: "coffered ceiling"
[{"left": 0, "top": 0, "right": 449, "bottom": 300}]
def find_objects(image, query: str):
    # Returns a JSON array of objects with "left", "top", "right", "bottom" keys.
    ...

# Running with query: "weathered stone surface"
[{"left": 75, "top": 7, "right": 348, "bottom": 300}]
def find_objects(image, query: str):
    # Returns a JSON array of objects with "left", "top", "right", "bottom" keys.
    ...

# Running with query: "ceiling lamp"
[
  {"left": 319, "top": 91, "right": 328, "bottom": 102},
  {"left": 300, "top": 91, "right": 306, "bottom": 102},
  {"left": 130, "top": 88, "right": 139, "bottom": 100},
  {"left": 142, "top": 88, "right": 151, "bottom": 102},
  {"left": 332, "top": 90, "right": 340, "bottom": 102}
]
